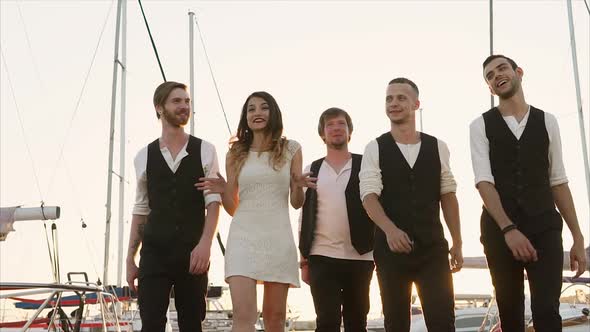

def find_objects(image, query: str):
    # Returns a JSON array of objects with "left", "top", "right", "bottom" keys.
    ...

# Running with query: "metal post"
[
  {"left": 189, "top": 11, "right": 196, "bottom": 135},
  {"left": 116, "top": 0, "right": 127, "bottom": 287},
  {"left": 104, "top": 0, "right": 124, "bottom": 286},
  {"left": 566, "top": 0, "right": 590, "bottom": 213},
  {"left": 489, "top": 0, "right": 494, "bottom": 109}
]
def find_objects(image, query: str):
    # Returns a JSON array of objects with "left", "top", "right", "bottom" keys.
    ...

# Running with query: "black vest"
[
  {"left": 299, "top": 154, "right": 374, "bottom": 258},
  {"left": 143, "top": 136, "right": 206, "bottom": 255},
  {"left": 483, "top": 106, "right": 555, "bottom": 218},
  {"left": 376, "top": 132, "right": 445, "bottom": 249}
]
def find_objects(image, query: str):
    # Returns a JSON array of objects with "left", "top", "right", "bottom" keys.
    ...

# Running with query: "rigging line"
[
  {"left": 52, "top": 223, "right": 61, "bottom": 283},
  {"left": 192, "top": 14, "right": 228, "bottom": 256},
  {"left": 0, "top": 47, "right": 44, "bottom": 200},
  {"left": 15, "top": 0, "right": 44, "bottom": 89},
  {"left": 138, "top": 0, "right": 167, "bottom": 82},
  {"left": 80, "top": 221, "right": 102, "bottom": 281},
  {"left": 42, "top": 221, "right": 56, "bottom": 280},
  {"left": 193, "top": 14, "right": 232, "bottom": 134},
  {"left": 584, "top": 0, "right": 590, "bottom": 15},
  {"left": 45, "top": 0, "right": 116, "bottom": 196}
]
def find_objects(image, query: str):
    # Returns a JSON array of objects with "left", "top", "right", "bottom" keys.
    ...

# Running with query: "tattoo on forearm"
[
  {"left": 137, "top": 223, "right": 145, "bottom": 240},
  {"left": 130, "top": 238, "right": 141, "bottom": 252}
]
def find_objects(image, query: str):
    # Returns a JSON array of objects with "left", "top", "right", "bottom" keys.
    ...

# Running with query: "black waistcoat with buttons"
[
  {"left": 376, "top": 132, "right": 445, "bottom": 249},
  {"left": 482, "top": 106, "right": 556, "bottom": 228},
  {"left": 298, "top": 154, "right": 375, "bottom": 259},
  {"left": 143, "top": 136, "right": 206, "bottom": 258}
]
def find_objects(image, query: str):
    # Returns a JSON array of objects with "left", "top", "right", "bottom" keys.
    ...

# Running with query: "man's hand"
[
  {"left": 449, "top": 244, "right": 464, "bottom": 273},
  {"left": 126, "top": 260, "right": 139, "bottom": 293},
  {"left": 189, "top": 242, "right": 211, "bottom": 275},
  {"left": 504, "top": 229, "right": 538, "bottom": 263},
  {"left": 301, "top": 264, "right": 310, "bottom": 285},
  {"left": 570, "top": 240, "right": 587, "bottom": 278},
  {"left": 386, "top": 227, "right": 413, "bottom": 254}
]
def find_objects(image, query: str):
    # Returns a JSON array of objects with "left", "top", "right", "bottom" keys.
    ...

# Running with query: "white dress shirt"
[
  {"left": 359, "top": 136, "right": 457, "bottom": 202},
  {"left": 132, "top": 138, "right": 222, "bottom": 216},
  {"left": 469, "top": 108, "right": 568, "bottom": 187},
  {"left": 299, "top": 159, "right": 373, "bottom": 261}
]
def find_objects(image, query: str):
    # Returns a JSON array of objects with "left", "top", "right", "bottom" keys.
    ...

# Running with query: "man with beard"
[
  {"left": 360, "top": 78, "right": 463, "bottom": 332},
  {"left": 298, "top": 108, "right": 375, "bottom": 332},
  {"left": 470, "top": 55, "right": 586, "bottom": 332},
  {"left": 126, "top": 81, "right": 221, "bottom": 332}
]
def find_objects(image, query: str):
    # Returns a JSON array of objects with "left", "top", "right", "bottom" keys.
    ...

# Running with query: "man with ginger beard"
[
  {"left": 470, "top": 55, "right": 586, "bottom": 332},
  {"left": 299, "top": 108, "right": 375, "bottom": 332},
  {"left": 360, "top": 78, "right": 463, "bottom": 332},
  {"left": 125, "top": 81, "right": 221, "bottom": 332}
]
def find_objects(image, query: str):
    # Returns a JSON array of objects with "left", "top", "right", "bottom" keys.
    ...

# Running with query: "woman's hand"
[
  {"left": 291, "top": 172, "right": 317, "bottom": 189},
  {"left": 195, "top": 172, "right": 227, "bottom": 194}
]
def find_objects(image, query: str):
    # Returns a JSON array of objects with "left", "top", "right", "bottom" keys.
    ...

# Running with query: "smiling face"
[
  {"left": 385, "top": 83, "right": 420, "bottom": 125},
  {"left": 483, "top": 57, "right": 523, "bottom": 100},
  {"left": 158, "top": 87, "right": 190, "bottom": 127},
  {"left": 246, "top": 96, "right": 271, "bottom": 132}
]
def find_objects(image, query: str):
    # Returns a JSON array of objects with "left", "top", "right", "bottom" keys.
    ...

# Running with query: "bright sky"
[{"left": 1, "top": 0, "right": 589, "bottom": 317}]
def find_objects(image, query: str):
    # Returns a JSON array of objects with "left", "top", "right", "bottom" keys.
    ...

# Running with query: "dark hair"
[
  {"left": 388, "top": 77, "right": 419, "bottom": 96},
  {"left": 152, "top": 81, "right": 187, "bottom": 119},
  {"left": 482, "top": 55, "right": 518, "bottom": 71},
  {"left": 317, "top": 107, "right": 353, "bottom": 138},
  {"left": 228, "top": 91, "right": 287, "bottom": 174}
]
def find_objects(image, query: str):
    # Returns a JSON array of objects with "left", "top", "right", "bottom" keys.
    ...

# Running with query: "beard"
[
  {"left": 162, "top": 108, "right": 189, "bottom": 127},
  {"left": 497, "top": 78, "right": 521, "bottom": 100},
  {"left": 328, "top": 141, "right": 347, "bottom": 150}
]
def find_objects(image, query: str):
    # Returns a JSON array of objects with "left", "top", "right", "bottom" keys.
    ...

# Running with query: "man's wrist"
[
  {"left": 299, "top": 259, "right": 308, "bottom": 269},
  {"left": 501, "top": 223, "right": 518, "bottom": 235},
  {"left": 573, "top": 233, "right": 585, "bottom": 245}
]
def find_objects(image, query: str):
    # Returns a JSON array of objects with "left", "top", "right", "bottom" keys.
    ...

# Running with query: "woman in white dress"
[{"left": 197, "top": 91, "right": 315, "bottom": 332}]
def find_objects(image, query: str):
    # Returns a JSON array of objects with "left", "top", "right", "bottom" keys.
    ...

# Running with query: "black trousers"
[
  {"left": 308, "top": 255, "right": 374, "bottom": 332},
  {"left": 375, "top": 243, "right": 455, "bottom": 332},
  {"left": 481, "top": 209, "right": 563, "bottom": 332},
  {"left": 138, "top": 267, "right": 208, "bottom": 332}
]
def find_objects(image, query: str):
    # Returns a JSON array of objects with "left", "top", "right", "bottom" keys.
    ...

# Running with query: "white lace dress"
[{"left": 224, "top": 140, "right": 301, "bottom": 287}]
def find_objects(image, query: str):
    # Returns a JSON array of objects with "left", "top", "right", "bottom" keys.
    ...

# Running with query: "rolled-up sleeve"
[
  {"left": 359, "top": 140, "right": 383, "bottom": 202},
  {"left": 469, "top": 116, "right": 495, "bottom": 187},
  {"left": 438, "top": 140, "right": 457, "bottom": 194},
  {"left": 545, "top": 113, "right": 568, "bottom": 187},
  {"left": 201, "top": 141, "right": 223, "bottom": 207},
  {"left": 132, "top": 147, "right": 150, "bottom": 216}
]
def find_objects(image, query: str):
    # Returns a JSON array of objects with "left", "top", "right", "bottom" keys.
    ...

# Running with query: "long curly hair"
[{"left": 228, "top": 91, "right": 288, "bottom": 175}]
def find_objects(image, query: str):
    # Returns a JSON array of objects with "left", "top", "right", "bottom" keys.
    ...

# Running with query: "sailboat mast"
[
  {"left": 566, "top": 0, "right": 590, "bottom": 213},
  {"left": 104, "top": 0, "right": 124, "bottom": 286},
  {"left": 116, "top": 0, "right": 128, "bottom": 287},
  {"left": 489, "top": 0, "right": 494, "bottom": 109},
  {"left": 189, "top": 11, "right": 195, "bottom": 136}
]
